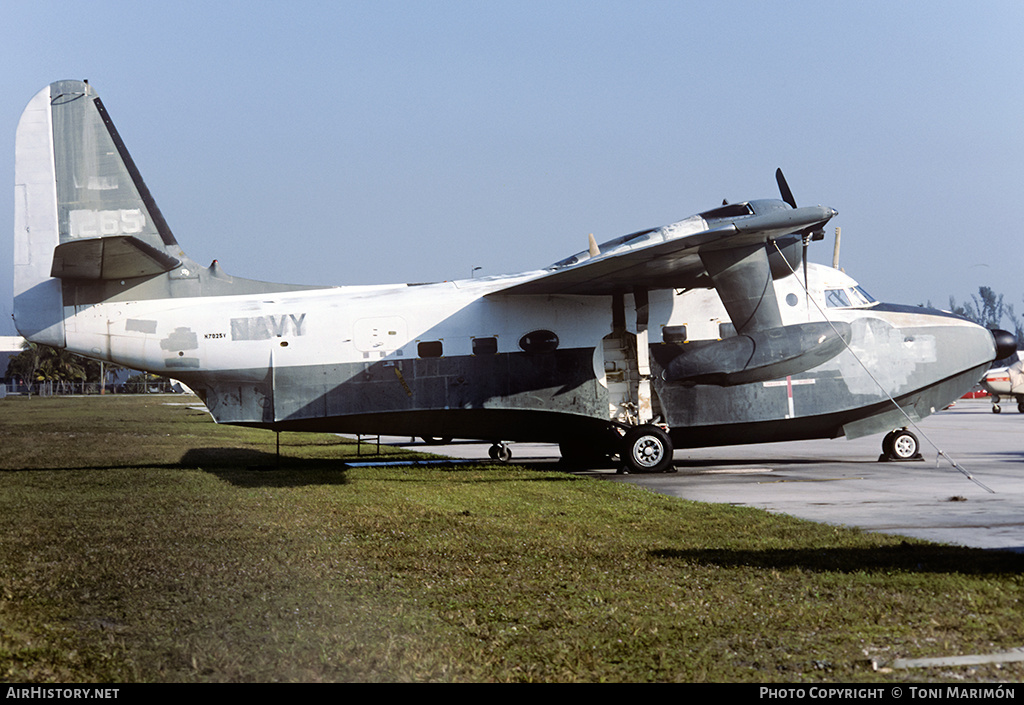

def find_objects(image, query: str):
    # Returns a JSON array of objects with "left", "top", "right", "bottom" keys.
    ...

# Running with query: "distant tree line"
[
  {"left": 5, "top": 342, "right": 103, "bottom": 385},
  {"left": 4, "top": 342, "right": 173, "bottom": 393},
  {"left": 947, "top": 286, "right": 1024, "bottom": 344}
]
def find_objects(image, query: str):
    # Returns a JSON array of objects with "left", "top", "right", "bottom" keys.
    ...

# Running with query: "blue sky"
[{"left": 2, "top": 1, "right": 1022, "bottom": 335}]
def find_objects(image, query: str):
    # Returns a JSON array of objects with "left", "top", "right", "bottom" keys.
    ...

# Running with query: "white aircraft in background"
[
  {"left": 981, "top": 354, "right": 1024, "bottom": 413},
  {"left": 11, "top": 80, "right": 1014, "bottom": 471}
]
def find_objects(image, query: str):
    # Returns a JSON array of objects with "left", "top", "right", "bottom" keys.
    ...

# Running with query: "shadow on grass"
[
  {"left": 0, "top": 450, "right": 331, "bottom": 473},
  {"left": 0, "top": 448, "right": 354, "bottom": 483},
  {"left": 181, "top": 447, "right": 354, "bottom": 487},
  {"left": 652, "top": 543, "right": 1024, "bottom": 575},
  {"left": 180, "top": 448, "right": 583, "bottom": 488}
]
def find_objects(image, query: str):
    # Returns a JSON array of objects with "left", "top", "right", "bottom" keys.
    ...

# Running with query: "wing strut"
[{"left": 699, "top": 243, "right": 782, "bottom": 334}]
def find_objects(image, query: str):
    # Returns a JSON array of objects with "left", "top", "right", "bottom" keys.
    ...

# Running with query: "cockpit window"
[
  {"left": 825, "top": 289, "right": 851, "bottom": 308},
  {"left": 851, "top": 286, "right": 876, "bottom": 306},
  {"left": 825, "top": 286, "right": 877, "bottom": 309}
]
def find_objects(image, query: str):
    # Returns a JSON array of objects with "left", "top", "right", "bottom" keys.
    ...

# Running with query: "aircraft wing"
[{"left": 492, "top": 204, "right": 837, "bottom": 296}]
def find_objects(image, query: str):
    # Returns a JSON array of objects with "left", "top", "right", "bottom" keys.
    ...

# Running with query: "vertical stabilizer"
[
  {"left": 49, "top": 81, "right": 179, "bottom": 253},
  {"left": 14, "top": 80, "right": 188, "bottom": 344}
]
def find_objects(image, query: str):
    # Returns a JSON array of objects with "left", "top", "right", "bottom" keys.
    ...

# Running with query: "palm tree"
[
  {"left": 6, "top": 341, "right": 90, "bottom": 394},
  {"left": 37, "top": 347, "right": 87, "bottom": 393}
]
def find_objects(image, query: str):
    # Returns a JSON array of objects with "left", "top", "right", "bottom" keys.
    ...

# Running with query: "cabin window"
[
  {"left": 417, "top": 340, "right": 443, "bottom": 358},
  {"left": 519, "top": 330, "right": 559, "bottom": 354},
  {"left": 472, "top": 337, "right": 498, "bottom": 355},
  {"left": 662, "top": 325, "right": 687, "bottom": 343}
]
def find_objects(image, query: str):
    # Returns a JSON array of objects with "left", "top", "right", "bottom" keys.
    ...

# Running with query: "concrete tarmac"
[{"left": 397, "top": 399, "right": 1024, "bottom": 551}]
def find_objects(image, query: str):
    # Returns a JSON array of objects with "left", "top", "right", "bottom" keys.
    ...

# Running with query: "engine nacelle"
[{"left": 664, "top": 321, "right": 851, "bottom": 386}]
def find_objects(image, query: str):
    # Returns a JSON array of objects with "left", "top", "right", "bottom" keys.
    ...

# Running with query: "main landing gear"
[
  {"left": 617, "top": 424, "right": 675, "bottom": 474},
  {"left": 879, "top": 428, "right": 922, "bottom": 461},
  {"left": 558, "top": 424, "right": 676, "bottom": 473}
]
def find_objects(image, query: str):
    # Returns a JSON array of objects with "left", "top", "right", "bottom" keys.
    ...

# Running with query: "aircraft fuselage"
[{"left": 58, "top": 261, "right": 994, "bottom": 453}]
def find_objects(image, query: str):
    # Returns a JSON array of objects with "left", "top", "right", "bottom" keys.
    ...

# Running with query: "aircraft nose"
[{"left": 991, "top": 329, "right": 1017, "bottom": 360}]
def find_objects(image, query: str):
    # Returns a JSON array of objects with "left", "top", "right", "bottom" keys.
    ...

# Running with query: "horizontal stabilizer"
[{"left": 50, "top": 235, "right": 181, "bottom": 280}]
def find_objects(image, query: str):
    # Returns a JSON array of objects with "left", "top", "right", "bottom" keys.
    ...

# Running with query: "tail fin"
[{"left": 14, "top": 80, "right": 187, "bottom": 344}]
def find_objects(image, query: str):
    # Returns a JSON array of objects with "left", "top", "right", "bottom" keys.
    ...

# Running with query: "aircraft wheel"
[
  {"left": 885, "top": 429, "right": 919, "bottom": 460},
  {"left": 993, "top": 404, "right": 1002, "bottom": 414},
  {"left": 1018, "top": 402, "right": 1024, "bottom": 413},
  {"left": 621, "top": 425, "right": 674, "bottom": 474},
  {"left": 488, "top": 442, "right": 512, "bottom": 463}
]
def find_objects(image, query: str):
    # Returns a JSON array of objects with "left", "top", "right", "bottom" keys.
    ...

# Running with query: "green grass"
[{"left": 1, "top": 395, "right": 1023, "bottom": 682}]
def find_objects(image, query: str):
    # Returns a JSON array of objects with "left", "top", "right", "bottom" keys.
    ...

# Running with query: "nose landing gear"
[{"left": 879, "top": 428, "right": 922, "bottom": 461}]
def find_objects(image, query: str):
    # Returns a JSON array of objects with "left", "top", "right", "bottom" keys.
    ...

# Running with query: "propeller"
[
  {"left": 775, "top": 168, "right": 797, "bottom": 209},
  {"left": 776, "top": 168, "right": 811, "bottom": 289}
]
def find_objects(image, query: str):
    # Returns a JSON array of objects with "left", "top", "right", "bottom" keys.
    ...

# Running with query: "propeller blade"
[
  {"left": 776, "top": 168, "right": 808, "bottom": 288},
  {"left": 776, "top": 168, "right": 797, "bottom": 209}
]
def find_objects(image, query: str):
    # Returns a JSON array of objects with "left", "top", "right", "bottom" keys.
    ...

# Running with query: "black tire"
[
  {"left": 621, "top": 425, "right": 674, "bottom": 473},
  {"left": 488, "top": 443, "right": 512, "bottom": 462},
  {"left": 993, "top": 404, "right": 1002, "bottom": 414},
  {"left": 885, "top": 429, "right": 919, "bottom": 460}
]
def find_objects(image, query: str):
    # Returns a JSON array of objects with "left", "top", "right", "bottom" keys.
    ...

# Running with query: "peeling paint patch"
[
  {"left": 160, "top": 327, "right": 198, "bottom": 351},
  {"left": 125, "top": 319, "right": 157, "bottom": 334}
]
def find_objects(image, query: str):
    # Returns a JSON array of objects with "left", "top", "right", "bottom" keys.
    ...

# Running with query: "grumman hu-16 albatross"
[{"left": 13, "top": 80, "right": 1015, "bottom": 472}]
